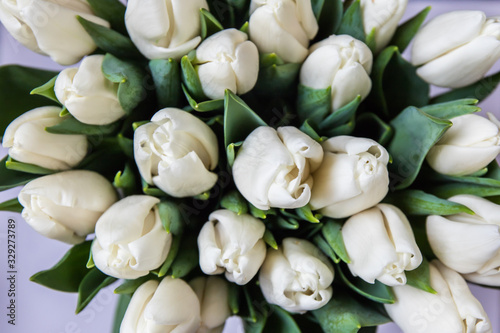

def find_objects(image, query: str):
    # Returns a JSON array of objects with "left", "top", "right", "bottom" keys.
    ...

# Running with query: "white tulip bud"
[
  {"left": 121, "top": 277, "right": 201, "bottom": 333},
  {"left": 384, "top": 260, "right": 492, "bottom": 333},
  {"left": 233, "top": 126, "right": 323, "bottom": 210},
  {"left": 426, "top": 114, "right": 500, "bottom": 176},
  {"left": 195, "top": 29, "right": 259, "bottom": 100},
  {"left": 342, "top": 204, "right": 422, "bottom": 286},
  {"left": 359, "top": 0, "right": 408, "bottom": 52},
  {"left": 259, "top": 238, "right": 334, "bottom": 314},
  {"left": 0, "top": 0, "right": 109, "bottom": 65},
  {"left": 54, "top": 55, "right": 126, "bottom": 125},
  {"left": 411, "top": 11, "right": 500, "bottom": 88},
  {"left": 189, "top": 276, "right": 231, "bottom": 333},
  {"left": 300, "top": 35, "right": 373, "bottom": 111},
  {"left": 18, "top": 170, "right": 118, "bottom": 244},
  {"left": 198, "top": 210, "right": 266, "bottom": 285},
  {"left": 125, "top": 0, "right": 208, "bottom": 60},
  {"left": 134, "top": 108, "right": 219, "bottom": 198},
  {"left": 248, "top": 0, "right": 319, "bottom": 63},
  {"left": 2, "top": 106, "right": 88, "bottom": 170},
  {"left": 92, "top": 195, "right": 172, "bottom": 279},
  {"left": 427, "top": 195, "right": 500, "bottom": 287},
  {"left": 310, "top": 136, "right": 389, "bottom": 218}
]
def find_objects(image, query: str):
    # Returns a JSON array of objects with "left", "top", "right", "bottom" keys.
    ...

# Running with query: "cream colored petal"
[
  {"left": 198, "top": 61, "right": 237, "bottom": 100},
  {"left": 296, "top": 0, "right": 319, "bottom": 39},
  {"left": 448, "top": 195, "right": 500, "bottom": 226},
  {"left": 231, "top": 40, "right": 259, "bottom": 95},
  {"left": 190, "top": 277, "right": 230, "bottom": 330},
  {"left": 65, "top": 95, "right": 125, "bottom": 125},
  {"left": 196, "top": 28, "right": 247, "bottom": 62},
  {"left": 331, "top": 64, "right": 372, "bottom": 110},
  {"left": 198, "top": 221, "right": 225, "bottom": 275},
  {"left": 463, "top": 271, "right": 500, "bottom": 287},
  {"left": 300, "top": 45, "right": 341, "bottom": 90},
  {"left": 169, "top": 0, "right": 208, "bottom": 48},
  {"left": 121, "top": 280, "right": 159, "bottom": 333},
  {"left": 439, "top": 114, "right": 500, "bottom": 146},
  {"left": 225, "top": 239, "right": 266, "bottom": 285}
]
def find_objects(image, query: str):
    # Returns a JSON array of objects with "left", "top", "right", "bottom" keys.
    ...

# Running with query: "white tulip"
[
  {"left": 384, "top": 260, "right": 492, "bottom": 333},
  {"left": 54, "top": 55, "right": 125, "bottom": 125},
  {"left": 0, "top": 0, "right": 109, "bottom": 65},
  {"left": 92, "top": 195, "right": 172, "bottom": 279},
  {"left": 310, "top": 136, "right": 389, "bottom": 218},
  {"left": 426, "top": 114, "right": 500, "bottom": 176},
  {"left": 18, "top": 170, "right": 117, "bottom": 244},
  {"left": 121, "top": 277, "right": 201, "bottom": 333},
  {"left": 198, "top": 210, "right": 266, "bottom": 285},
  {"left": 134, "top": 108, "right": 219, "bottom": 198},
  {"left": 300, "top": 35, "right": 373, "bottom": 111},
  {"left": 232, "top": 126, "right": 323, "bottom": 210},
  {"left": 248, "top": 0, "right": 319, "bottom": 63},
  {"left": 427, "top": 195, "right": 500, "bottom": 286},
  {"left": 195, "top": 29, "right": 259, "bottom": 100},
  {"left": 2, "top": 106, "right": 88, "bottom": 170},
  {"left": 359, "top": 0, "right": 408, "bottom": 52},
  {"left": 189, "top": 276, "right": 230, "bottom": 333},
  {"left": 125, "top": 0, "right": 208, "bottom": 60},
  {"left": 411, "top": 11, "right": 500, "bottom": 88},
  {"left": 259, "top": 237, "right": 334, "bottom": 314},
  {"left": 342, "top": 204, "right": 422, "bottom": 286}
]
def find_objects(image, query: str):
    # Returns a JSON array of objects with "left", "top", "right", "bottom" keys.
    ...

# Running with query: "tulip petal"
[
  {"left": 120, "top": 280, "right": 159, "bottom": 333},
  {"left": 463, "top": 271, "right": 500, "bottom": 287},
  {"left": 197, "top": 61, "right": 237, "bottom": 100},
  {"left": 190, "top": 277, "right": 230, "bottom": 330},
  {"left": 330, "top": 63, "right": 372, "bottom": 110},
  {"left": 300, "top": 45, "right": 341, "bottom": 90},
  {"left": 296, "top": 0, "right": 319, "bottom": 39},
  {"left": 232, "top": 41, "right": 259, "bottom": 95}
]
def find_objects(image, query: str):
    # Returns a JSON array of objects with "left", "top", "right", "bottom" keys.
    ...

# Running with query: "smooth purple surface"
[{"left": 0, "top": 1, "right": 500, "bottom": 333}]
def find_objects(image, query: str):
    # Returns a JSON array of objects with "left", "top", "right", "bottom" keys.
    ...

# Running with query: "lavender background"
[{"left": 0, "top": 1, "right": 499, "bottom": 332}]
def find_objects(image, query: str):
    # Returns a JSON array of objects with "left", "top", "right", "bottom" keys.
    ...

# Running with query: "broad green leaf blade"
[
  {"left": 0, "top": 65, "right": 58, "bottom": 138},
  {"left": 117, "top": 134, "right": 134, "bottom": 158},
  {"left": 383, "top": 190, "right": 474, "bottom": 215},
  {"left": 354, "top": 112, "right": 393, "bottom": 146},
  {"left": 87, "top": 0, "right": 127, "bottom": 35},
  {"left": 322, "top": 220, "right": 350, "bottom": 264},
  {"left": 315, "top": 0, "right": 343, "bottom": 41},
  {"left": 45, "top": 115, "right": 120, "bottom": 135},
  {"left": 0, "top": 198, "right": 23, "bottom": 213},
  {"left": 158, "top": 236, "right": 181, "bottom": 277},
  {"left": 388, "top": 106, "right": 451, "bottom": 190},
  {"left": 319, "top": 95, "right": 361, "bottom": 131},
  {"left": 244, "top": 311, "right": 267, "bottom": 333},
  {"left": 5, "top": 157, "right": 55, "bottom": 175},
  {"left": 337, "top": 0, "right": 365, "bottom": 42},
  {"left": 221, "top": 190, "right": 249, "bottom": 215},
  {"left": 420, "top": 99, "right": 480, "bottom": 119},
  {"left": 369, "top": 46, "right": 398, "bottom": 117},
  {"left": 182, "top": 85, "right": 224, "bottom": 112},
  {"left": 0, "top": 156, "right": 39, "bottom": 191},
  {"left": 297, "top": 84, "right": 331, "bottom": 124},
  {"left": 390, "top": 7, "right": 431, "bottom": 53},
  {"left": 76, "top": 268, "right": 117, "bottom": 313},
  {"left": 254, "top": 61, "right": 301, "bottom": 96},
  {"left": 181, "top": 55, "right": 206, "bottom": 102},
  {"left": 77, "top": 17, "right": 142, "bottom": 59},
  {"left": 300, "top": 120, "right": 322, "bottom": 142},
  {"left": 102, "top": 54, "right": 147, "bottom": 113},
  {"left": 157, "top": 200, "right": 184, "bottom": 236},
  {"left": 149, "top": 59, "right": 181, "bottom": 108},
  {"left": 30, "top": 75, "right": 59, "bottom": 103},
  {"left": 264, "top": 305, "right": 301, "bottom": 333},
  {"left": 314, "top": 235, "right": 339, "bottom": 263},
  {"left": 406, "top": 257, "right": 437, "bottom": 294},
  {"left": 114, "top": 275, "right": 153, "bottom": 295},
  {"left": 224, "top": 90, "right": 267, "bottom": 147},
  {"left": 30, "top": 241, "right": 92, "bottom": 292},
  {"left": 112, "top": 294, "right": 132, "bottom": 333},
  {"left": 312, "top": 291, "right": 390, "bottom": 333},
  {"left": 200, "top": 8, "right": 224, "bottom": 39},
  {"left": 431, "top": 71, "right": 500, "bottom": 104},
  {"left": 170, "top": 237, "right": 198, "bottom": 279},
  {"left": 430, "top": 183, "right": 500, "bottom": 199},
  {"left": 324, "top": 119, "right": 356, "bottom": 137}
]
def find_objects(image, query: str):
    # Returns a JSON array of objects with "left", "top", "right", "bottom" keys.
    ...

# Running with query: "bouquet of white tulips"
[{"left": 1, "top": 0, "right": 500, "bottom": 332}]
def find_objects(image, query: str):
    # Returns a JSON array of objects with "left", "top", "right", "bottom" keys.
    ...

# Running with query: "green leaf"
[
  {"left": 113, "top": 164, "right": 136, "bottom": 196},
  {"left": 390, "top": 7, "right": 431, "bottom": 53},
  {"left": 431, "top": 183, "right": 500, "bottom": 199},
  {"left": 365, "top": 28, "right": 377, "bottom": 53},
  {"left": 314, "top": 235, "right": 339, "bottom": 263},
  {"left": 0, "top": 157, "right": 39, "bottom": 191},
  {"left": 221, "top": 190, "right": 249, "bottom": 215},
  {"left": 182, "top": 85, "right": 224, "bottom": 112},
  {"left": 337, "top": 0, "right": 365, "bottom": 42},
  {"left": 149, "top": 59, "right": 181, "bottom": 108},
  {"left": 114, "top": 275, "right": 153, "bottom": 295},
  {"left": 264, "top": 305, "right": 301, "bottom": 333},
  {"left": 226, "top": 141, "right": 243, "bottom": 167},
  {"left": 420, "top": 99, "right": 480, "bottom": 119},
  {"left": 157, "top": 200, "right": 184, "bottom": 236},
  {"left": 254, "top": 54, "right": 301, "bottom": 96},
  {"left": 112, "top": 294, "right": 132, "bottom": 333},
  {"left": 200, "top": 8, "right": 224, "bottom": 39},
  {"left": 5, "top": 157, "right": 55, "bottom": 175},
  {"left": 141, "top": 179, "right": 168, "bottom": 197},
  {"left": 228, "top": 283, "right": 240, "bottom": 315},
  {"left": 249, "top": 204, "right": 275, "bottom": 219},
  {"left": 319, "top": 95, "right": 361, "bottom": 133},
  {"left": 170, "top": 237, "right": 198, "bottom": 279},
  {"left": 158, "top": 236, "right": 181, "bottom": 277},
  {"left": 354, "top": 113, "right": 393, "bottom": 146},
  {"left": 297, "top": 84, "right": 331, "bottom": 124},
  {"left": 300, "top": 120, "right": 322, "bottom": 142},
  {"left": 263, "top": 229, "right": 278, "bottom": 250},
  {"left": 0, "top": 198, "right": 23, "bottom": 213},
  {"left": 388, "top": 106, "right": 452, "bottom": 190},
  {"left": 312, "top": 290, "right": 390, "bottom": 333},
  {"left": 117, "top": 134, "right": 134, "bottom": 158},
  {"left": 244, "top": 312, "right": 267, "bottom": 333},
  {"left": 322, "top": 220, "right": 350, "bottom": 264},
  {"left": 0, "top": 65, "right": 58, "bottom": 138},
  {"left": 224, "top": 90, "right": 267, "bottom": 147},
  {"left": 102, "top": 54, "right": 147, "bottom": 113},
  {"left": 296, "top": 204, "right": 321, "bottom": 223},
  {"left": 46, "top": 115, "right": 120, "bottom": 136},
  {"left": 181, "top": 54, "right": 206, "bottom": 102},
  {"left": 30, "top": 75, "right": 59, "bottom": 103},
  {"left": 275, "top": 216, "right": 300, "bottom": 230},
  {"left": 369, "top": 46, "right": 398, "bottom": 118},
  {"left": 76, "top": 268, "right": 116, "bottom": 313},
  {"left": 406, "top": 257, "right": 437, "bottom": 294},
  {"left": 431, "top": 71, "right": 500, "bottom": 104},
  {"left": 30, "top": 241, "right": 92, "bottom": 292},
  {"left": 86, "top": 0, "right": 127, "bottom": 35},
  {"left": 315, "top": 0, "right": 343, "bottom": 41},
  {"left": 383, "top": 190, "right": 474, "bottom": 216},
  {"left": 77, "top": 17, "right": 142, "bottom": 60}
]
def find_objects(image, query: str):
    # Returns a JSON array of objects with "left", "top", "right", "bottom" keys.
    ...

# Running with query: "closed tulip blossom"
[
  {"left": 54, "top": 55, "right": 126, "bottom": 125},
  {"left": 300, "top": 35, "right": 373, "bottom": 111},
  {"left": 125, "top": 0, "right": 208, "bottom": 60},
  {"left": 134, "top": 108, "right": 219, "bottom": 198},
  {"left": 248, "top": 0, "right": 319, "bottom": 63},
  {"left": 342, "top": 204, "right": 422, "bottom": 286},
  {"left": 259, "top": 238, "right": 334, "bottom": 313},
  {"left": 2, "top": 106, "right": 88, "bottom": 170},
  {"left": 18, "top": 170, "right": 118, "bottom": 244},
  {"left": 121, "top": 277, "right": 201, "bottom": 333},
  {"left": 426, "top": 114, "right": 500, "bottom": 176},
  {"left": 198, "top": 210, "right": 266, "bottom": 285},
  {"left": 0, "top": 0, "right": 109, "bottom": 65},
  {"left": 411, "top": 10, "right": 500, "bottom": 88},
  {"left": 385, "top": 260, "right": 492, "bottom": 333},
  {"left": 92, "top": 195, "right": 172, "bottom": 279},
  {"left": 310, "top": 136, "right": 390, "bottom": 218},
  {"left": 233, "top": 126, "right": 323, "bottom": 210},
  {"left": 195, "top": 29, "right": 259, "bottom": 100},
  {"left": 427, "top": 195, "right": 500, "bottom": 287}
]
